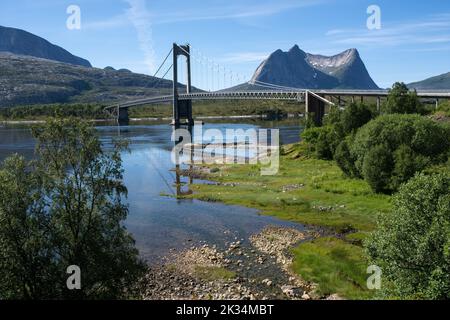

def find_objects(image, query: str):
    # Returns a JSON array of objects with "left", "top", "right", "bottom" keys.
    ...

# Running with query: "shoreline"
[
  {"left": 181, "top": 148, "right": 389, "bottom": 299},
  {"left": 138, "top": 226, "right": 331, "bottom": 300},
  {"left": 0, "top": 113, "right": 303, "bottom": 126}
]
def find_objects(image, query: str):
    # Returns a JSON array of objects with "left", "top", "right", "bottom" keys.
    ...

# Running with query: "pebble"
[{"left": 137, "top": 226, "right": 318, "bottom": 301}]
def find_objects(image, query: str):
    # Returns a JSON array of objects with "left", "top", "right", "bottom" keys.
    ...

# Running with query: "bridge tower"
[{"left": 172, "top": 43, "right": 193, "bottom": 126}]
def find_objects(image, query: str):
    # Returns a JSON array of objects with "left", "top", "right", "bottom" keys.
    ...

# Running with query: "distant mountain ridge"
[
  {"left": 0, "top": 53, "right": 178, "bottom": 107},
  {"left": 408, "top": 72, "right": 450, "bottom": 90},
  {"left": 0, "top": 26, "right": 200, "bottom": 107},
  {"left": 249, "top": 45, "right": 379, "bottom": 90},
  {"left": 0, "top": 25, "right": 91, "bottom": 67}
]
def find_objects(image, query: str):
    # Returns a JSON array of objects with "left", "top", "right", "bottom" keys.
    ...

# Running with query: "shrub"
[
  {"left": 304, "top": 102, "right": 375, "bottom": 162},
  {"left": 340, "top": 103, "right": 374, "bottom": 135},
  {"left": 435, "top": 100, "right": 450, "bottom": 117},
  {"left": 362, "top": 144, "right": 393, "bottom": 193},
  {"left": 365, "top": 173, "right": 450, "bottom": 299},
  {"left": 301, "top": 126, "right": 341, "bottom": 160},
  {"left": 346, "top": 114, "right": 449, "bottom": 193},
  {"left": 382, "top": 82, "right": 424, "bottom": 114},
  {"left": 334, "top": 140, "right": 358, "bottom": 177}
]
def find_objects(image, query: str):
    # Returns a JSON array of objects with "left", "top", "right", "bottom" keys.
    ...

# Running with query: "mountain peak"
[
  {"left": 288, "top": 44, "right": 306, "bottom": 58},
  {"left": 250, "top": 45, "right": 379, "bottom": 90},
  {"left": 0, "top": 25, "right": 91, "bottom": 67},
  {"left": 342, "top": 48, "right": 360, "bottom": 59},
  {"left": 288, "top": 44, "right": 302, "bottom": 52}
]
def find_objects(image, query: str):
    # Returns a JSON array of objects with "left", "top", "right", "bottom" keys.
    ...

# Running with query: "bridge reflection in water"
[
  {"left": 170, "top": 122, "right": 267, "bottom": 198},
  {"left": 173, "top": 124, "right": 194, "bottom": 198}
]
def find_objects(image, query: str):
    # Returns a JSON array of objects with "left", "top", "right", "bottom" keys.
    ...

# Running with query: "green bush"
[
  {"left": 365, "top": 173, "right": 450, "bottom": 299},
  {"left": 334, "top": 139, "right": 358, "bottom": 177},
  {"left": 301, "top": 126, "right": 341, "bottom": 160},
  {"left": 362, "top": 144, "right": 393, "bottom": 193},
  {"left": 346, "top": 114, "right": 449, "bottom": 193},
  {"left": 304, "top": 102, "right": 375, "bottom": 162},
  {"left": 340, "top": 103, "right": 374, "bottom": 135},
  {"left": 382, "top": 82, "right": 424, "bottom": 114},
  {"left": 435, "top": 100, "right": 450, "bottom": 117}
]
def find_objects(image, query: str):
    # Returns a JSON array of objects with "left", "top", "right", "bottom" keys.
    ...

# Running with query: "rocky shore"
[{"left": 137, "top": 226, "right": 339, "bottom": 300}]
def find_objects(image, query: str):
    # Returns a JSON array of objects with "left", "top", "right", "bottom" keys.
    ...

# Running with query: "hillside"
[
  {"left": 0, "top": 53, "right": 175, "bottom": 107},
  {"left": 408, "top": 72, "right": 450, "bottom": 90},
  {"left": 0, "top": 25, "right": 91, "bottom": 67}
]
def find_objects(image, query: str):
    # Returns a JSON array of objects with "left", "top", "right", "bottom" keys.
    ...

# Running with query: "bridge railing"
[{"left": 105, "top": 89, "right": 450, "bottom": 111}]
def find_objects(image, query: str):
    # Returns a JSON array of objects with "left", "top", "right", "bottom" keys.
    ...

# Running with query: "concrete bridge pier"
[
  {"left": 117, "top": 107, "right": 129, "bottom": 125},
  {"left": 305, "top": 91, "right": 326, "bottom": 126}
]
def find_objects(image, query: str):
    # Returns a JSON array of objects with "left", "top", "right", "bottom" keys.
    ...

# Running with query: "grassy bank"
[{"left": 188, "top": 143, "right": 392, "bottom": 299}]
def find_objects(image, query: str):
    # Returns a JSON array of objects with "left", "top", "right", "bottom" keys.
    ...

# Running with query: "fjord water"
[{"left": 0, "top": 120, "right": 304, "bottom": 263}]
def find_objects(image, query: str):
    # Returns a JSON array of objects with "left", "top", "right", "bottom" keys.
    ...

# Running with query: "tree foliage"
[
  {"left": 0, "top": 118, "right": 145, "bottom": 299},
  {"left": 302, "top": 102, "right": 375, "bottom": 161},
  {"left": 339, "top": 103, "right": 374, "bottom": 135},
  {"left": 365, "top": 173, "right": 450, "bottom": 299},
  {"left": 301, "top": 125, "right": 341, "bottom": 160},
  {"left": 383, "top": 82, "right": 424, "bottom": 114},
  {"left": 348, "top": 114, "right": 449, "bottom": 193}
]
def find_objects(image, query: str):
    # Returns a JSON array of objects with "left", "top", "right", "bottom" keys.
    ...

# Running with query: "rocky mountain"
[
  {"left": 408, "top": 72, "right": 450, "bottom": 90},
  {"left": 0, "top": 53, "right": 175, "bottom": 107},
  {"left": 249, "top": 45, "right": 379, "bottom": 90},
  {"left": 0, "top": 25, "right": 91, "bottom": 67}
]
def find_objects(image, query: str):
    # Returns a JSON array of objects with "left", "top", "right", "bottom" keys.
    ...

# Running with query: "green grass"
[
  {"left": 187, "top": 144, "right": 392, "bottom": 299},
  {"left": 193, "top": 266, "right": 236, "bottom": 281},
  {"left": 190, "top": 148, "right": 391, "bottom": 232},
  {"left": 291, "top": 237, "right": 373, "bottom": 299}
]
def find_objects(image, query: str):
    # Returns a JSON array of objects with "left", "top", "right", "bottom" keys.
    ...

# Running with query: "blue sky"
[{"left": 1, "top": 0, "right": 450, "bottom": 89}]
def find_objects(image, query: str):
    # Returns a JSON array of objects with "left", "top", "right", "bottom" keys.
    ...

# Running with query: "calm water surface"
[{"left": 0, "top": 119, "right": 304, "bottom": 263}]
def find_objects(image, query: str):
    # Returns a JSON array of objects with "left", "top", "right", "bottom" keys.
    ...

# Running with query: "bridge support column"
[
  {"left": 172, "top": 43, "right": 194, "bottom": 126},
  {"left": 305, "top": 91, "right": 325, "bottom": 126},
  {"left": 117, "top": 107, "right": 129, "bottom": 125}
]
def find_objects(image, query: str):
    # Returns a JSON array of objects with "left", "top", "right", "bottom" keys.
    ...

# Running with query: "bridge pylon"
[{"left": 172, "top": 43, "right": 193, "bottom": 127}]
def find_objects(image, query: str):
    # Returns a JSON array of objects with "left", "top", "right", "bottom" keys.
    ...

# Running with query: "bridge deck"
[{"left": 105, "top": 90, "right": 450, "bottom": 110}]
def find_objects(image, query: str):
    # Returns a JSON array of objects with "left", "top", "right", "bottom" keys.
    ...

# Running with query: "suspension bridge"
[{"left": 105, "top": 43, "right": 450, "bottom": 125}]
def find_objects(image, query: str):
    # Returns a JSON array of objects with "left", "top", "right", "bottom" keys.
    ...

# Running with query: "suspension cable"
[
  {"left": 153, "top": 48, "right": 173, "bottom": 78},
  {"left": 152, "top": 64, "right": 173, "bottom": 90}
]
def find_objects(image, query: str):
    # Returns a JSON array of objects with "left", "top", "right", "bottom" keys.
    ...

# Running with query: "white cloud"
[
  {"left": 82, "top": 0, "right": 327, "bottom": 29},
  {"left": 124, "top": 0, "right": 156, "bottom": 73},
  {"left": 325, "top": 14, "right": 450, "bottom": 48},
  {"left": 219, "top": 52, "right": 270, "bottom": 64},
  {"left": 83, "top": 14, "right": 130, "bottom": 30},
  {"left": 152, "top": 0, "right": 327, "bottom": 24}
]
